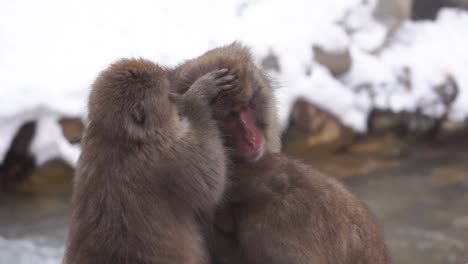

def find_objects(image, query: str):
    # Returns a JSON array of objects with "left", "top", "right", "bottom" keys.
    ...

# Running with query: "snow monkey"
[
  {"left": 228, "top": 153, "right": 389, "bottom": 264},
  {"left": 64, "top": 58, "right": 236, "bottom": 264},
  {"left": 173, "top": 42, "right": 389, "bottom": 264}
]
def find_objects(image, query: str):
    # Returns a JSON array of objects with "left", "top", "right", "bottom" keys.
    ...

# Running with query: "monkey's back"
[
  {"left": 64, "top": 130, "right": 216, "bottom": 264},
  {"left": 234, "top": 153, "right": 388, "bottom": 264}
]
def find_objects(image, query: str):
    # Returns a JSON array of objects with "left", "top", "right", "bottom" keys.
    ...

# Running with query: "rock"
[
  {"left": 451, "top": 0, "right": 468, "bottom": 8},
  {"left": 440, "top": 120, "right": 467, "bottom": 133},
  {"left": 373, "top": 0, "right": 412, "bottom": 34},
  {"left": 367, "top": 109, "right": 406, "bottom": 136},
  {"left": 260, "top": 50, "right": 281, "bottom": 73},
  {"left": 0, "top": 121, "right": 36, "bottom": 189},
  {"left": 59, "top": 117, "right": 84, "bottom": 144},
  {"left": 411, "top": 0, "right": 468, "bottom": 20},
  {"left": 283, "top": 97, "right": 353, "bottom": 154},
  {"left": 434, "top": 75, "right": 458, "bottom": 109},
  {"left": 399, "top": 111, "right": 440, "bottom": 138},
  {"left": 411, "top": 0, "right": 444, "bottom": 20},
  {"left": 367, "top": 108, "right": 441, "bottom": 139},
  {"left": 313, "top": 46, "right": 351, "bottom": 78},
  {"left": 14, "top": 159, "right": 73, "bottom": 195},
  {"left": 368, "top": 75, "right": 461, "bottom": 139}
]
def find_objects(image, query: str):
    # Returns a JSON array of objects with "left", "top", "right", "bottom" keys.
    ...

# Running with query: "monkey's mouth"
[{"left": 233, "top": 134, "right": 264, "bottom": 163}]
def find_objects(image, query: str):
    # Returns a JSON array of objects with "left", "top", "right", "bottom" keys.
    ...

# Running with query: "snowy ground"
[{"left": 1, "top": 1, "right": 468, "bottom": 165}]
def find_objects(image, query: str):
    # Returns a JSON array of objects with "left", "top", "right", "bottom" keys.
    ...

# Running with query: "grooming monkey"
[
  {"left": 64, "top": 58, "right": 235, "bottom": 264},
  {"left": 173, "top": 42, "right": 389, "bottom": 264}
]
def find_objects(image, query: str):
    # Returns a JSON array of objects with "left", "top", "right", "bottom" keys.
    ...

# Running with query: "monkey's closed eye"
[
  {"left": 130, "top": 103, "right": 146, "bottom": 125},
  {"left": 227, "top": 111, "right": 239, "bottom": 119},
  {"left": 248, "top": 100, "right": 256, "bottom": 109},
  {"left": 257, "top": 120, "right": 267, "bottom": 129}
]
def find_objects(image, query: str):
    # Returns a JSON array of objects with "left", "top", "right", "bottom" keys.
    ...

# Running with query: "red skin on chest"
[{"left": 215, "top": 204, "right": 236, "bottom": 234}]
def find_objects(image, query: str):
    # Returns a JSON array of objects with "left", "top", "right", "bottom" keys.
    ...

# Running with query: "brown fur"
[
  {"left": 230, "top": 153, "right": 389, "bottom": 264},
  {"left": 64, "top": 58, "right": 229, "bottom": 264},
  {"left": 174, "top": 43, "right": 388, "bottom": 264}
]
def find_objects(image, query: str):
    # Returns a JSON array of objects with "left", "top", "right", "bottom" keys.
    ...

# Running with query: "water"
[
  {"left": 0, "top": 237, "right": 63, "bottom": 264},
  {"left": 345, "top": 144, "right": 468, "bottom": 264},
  {"left": 0, "top": 161, "right": 70, "bottom": 264}
]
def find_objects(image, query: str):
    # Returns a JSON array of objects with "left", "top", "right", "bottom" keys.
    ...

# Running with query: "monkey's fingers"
[
  {"left": 216, "top": 74, "right": 238, "bottom": 86},
  {"left": 210, "top": 84, "right": 235, "bottom": 103},
  {"left": 218, "top": 84, "right": 235, "bottom": 91},
  {"left": 213, "top": 68, "right": 230, "bottom": 78}
]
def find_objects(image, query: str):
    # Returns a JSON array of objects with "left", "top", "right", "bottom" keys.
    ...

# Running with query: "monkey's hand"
[{"left": 185, "top": 68, "right": 237, "bottom": 104}]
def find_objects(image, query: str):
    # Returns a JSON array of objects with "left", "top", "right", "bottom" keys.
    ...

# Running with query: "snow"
[{"left": 1, "top": 0, "right": 468, "bottom": 166}]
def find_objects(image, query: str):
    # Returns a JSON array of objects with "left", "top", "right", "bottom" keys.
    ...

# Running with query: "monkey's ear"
[{"left": 130, "top": 103, "right": 146, "bottom": 126}]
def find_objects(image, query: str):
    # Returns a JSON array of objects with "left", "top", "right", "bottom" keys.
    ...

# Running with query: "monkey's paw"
[{"left": 189, "top": 68, "right": 237, "bottom": 103}]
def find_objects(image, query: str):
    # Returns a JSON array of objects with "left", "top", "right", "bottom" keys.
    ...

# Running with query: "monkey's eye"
[
  {"left": 227, "top": 111, "right": 239, "bottom": 119},
  {"left": 248, "top": 98, "right": 256, "bottom": 109},
  {"left": 257, "top": 120, "right": 267, "bottom": 129}
]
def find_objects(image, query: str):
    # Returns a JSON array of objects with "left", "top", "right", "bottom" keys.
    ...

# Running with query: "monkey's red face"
[{"left": 222, "top": 98, "right": 264, "bottom": 162}]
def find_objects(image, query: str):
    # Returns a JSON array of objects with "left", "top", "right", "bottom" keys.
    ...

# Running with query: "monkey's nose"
[{"left": 239, "top": 116, "right": 256, "bottom": 147}]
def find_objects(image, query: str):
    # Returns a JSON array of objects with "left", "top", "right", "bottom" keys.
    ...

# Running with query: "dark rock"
[
  {"left": 434, "top": 75, "right": 458, "bottom": 108},
  {"left": 367, "top": 109, "right": 407, "bottom": 136},
  {"left": 411, "top": 0, "right": 468, "bottom": 21},
  {"left": 313, "top": 46, "right": 351, "bottom": 77},
  {"left": 396, "top": 66, "right": 412, "bottom": 91},
  {"left": 283, "top": 98, "right": 353, "bottom": 154},
  {"left": 412, "top": 0, "right": 445, "bottom": 20},
  {"left": 0, "top": 121, "right": 36, "bottom": 189},
  {"left": 367, "top": 108, "right": 441, "bottom": 139}
]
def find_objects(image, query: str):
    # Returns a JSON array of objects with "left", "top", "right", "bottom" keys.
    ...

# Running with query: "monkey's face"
[
  {"left": 221, "top": 96, "right": 264, "bottom": 163},
  {"left": 215, "top": 71, "right": 273, "bottom": 163}
]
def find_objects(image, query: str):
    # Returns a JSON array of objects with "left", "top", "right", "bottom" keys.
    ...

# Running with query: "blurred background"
[{"left": 1, "top": 0, "right": 467, "bottom": 263}]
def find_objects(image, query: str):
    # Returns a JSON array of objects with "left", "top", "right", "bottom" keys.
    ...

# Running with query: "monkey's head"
[
  {"left": 174, "top": 42, "right": 281, "bottom": 163},
  {"left": 88, "top": 58, "right": 175, "bottom": 142}
]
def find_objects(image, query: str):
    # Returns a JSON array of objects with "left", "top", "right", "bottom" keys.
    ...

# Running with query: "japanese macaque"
[
  {"left": 64, "top": 58, "right": 235, "bottom": 264},
  {"left": 174, "top": 42, "right": 388, "bottom": 264},
  {"left": 230, "top": 153, "right": 388, "bottom": 264}
]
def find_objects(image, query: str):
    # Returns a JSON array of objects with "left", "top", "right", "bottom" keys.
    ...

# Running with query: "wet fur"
[{"left": 64, "top": 58, "right": 227, "bottom": 264}]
